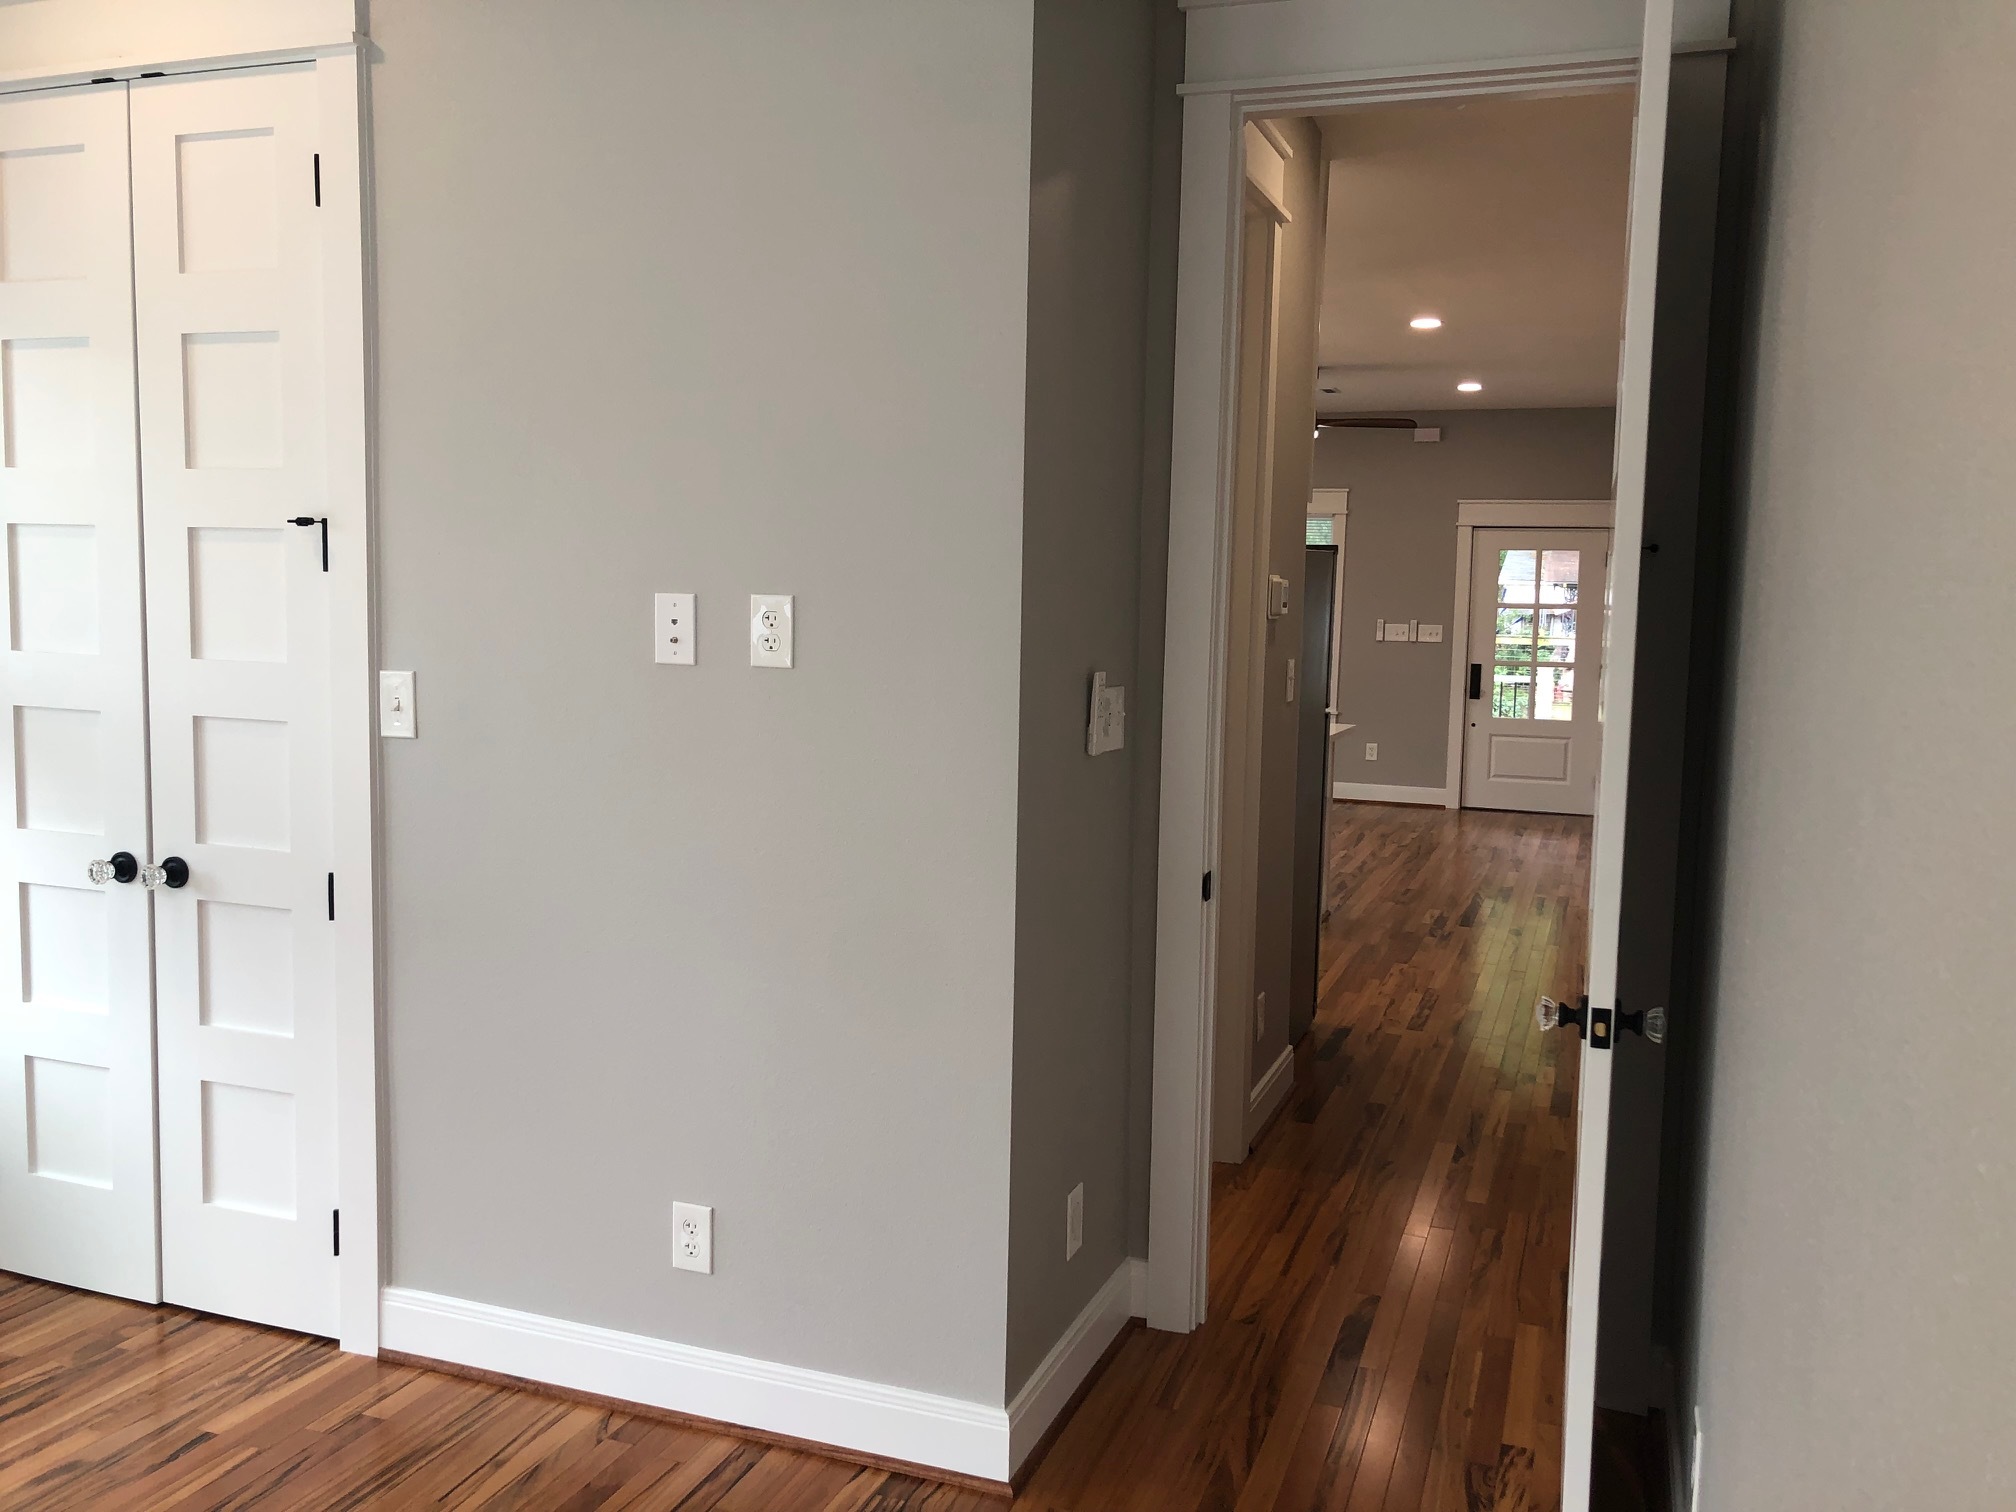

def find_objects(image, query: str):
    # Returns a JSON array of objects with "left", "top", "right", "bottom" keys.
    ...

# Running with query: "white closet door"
[
  {"left": 131, "top": 65, "right": 336, "bottom": 1337},
  {"left": 0, "top": 83, "right": 159, "bottom": 1303}
]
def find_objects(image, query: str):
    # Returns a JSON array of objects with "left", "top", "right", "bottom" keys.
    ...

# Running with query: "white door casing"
[
  {"left": 1560, "top": 0, "right": 1680, "bottom": 1506},
  {"left": 0, "top": 81, "right": 160, "bottom": 1303},
  {"left": 131, "top": 63, "right": 339, "bottom": 1337},
  {"left": 1461, "top": 528, "right": 1609, "bottom": 816}
]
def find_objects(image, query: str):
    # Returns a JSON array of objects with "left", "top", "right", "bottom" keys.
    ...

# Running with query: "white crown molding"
[{"left": 380, "top": 1287, "right": 1010, "bottom": 1481}]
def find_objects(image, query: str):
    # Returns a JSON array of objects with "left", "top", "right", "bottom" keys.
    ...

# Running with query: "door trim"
[
  {"left": 1149, "top": 49, "right": 1643, "bottom": 1335},
  {"left": 1443, "top": 501, "right": 1614, "bottom": 809},
  {"left": 1, "top": 35, "right": 380, "bottom": 1355}
]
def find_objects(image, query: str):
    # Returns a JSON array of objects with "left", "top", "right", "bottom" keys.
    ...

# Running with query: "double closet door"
[{"left": 0, "top": 66, "right": 338, "bottom": 1337}]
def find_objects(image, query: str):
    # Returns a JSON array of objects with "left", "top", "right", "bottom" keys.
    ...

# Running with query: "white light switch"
[
  {"left": 379, "top": 670, "right": 415, "bottom": 738},
  {"left": 1417, "top": 623, "right": 1444, "bottom": 643},
  {"left": 750, "top": 594, "right": 793, "bottom": 668},
  {"left": 654, "top": 592, "right": 695, "bottom": 664}
]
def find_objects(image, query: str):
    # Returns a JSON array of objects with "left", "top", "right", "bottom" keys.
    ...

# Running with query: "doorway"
[
  {"left": 0, "top": 56, "right": 377, "bottom": 1347},
  {"left": 1149, "top": 8, "right": 1721, "bottom": 1504}
]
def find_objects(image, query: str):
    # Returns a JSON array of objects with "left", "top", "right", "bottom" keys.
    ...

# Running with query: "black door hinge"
[
  {"left": 1202, "top": 870, "right": 1214, "bottom": 902},
  {"left": 327, "top": 872, "right": 335, "bottom": 922},
  {"left": 313, "top": 153, "right": 321, "bottom": 207},
  {"left": 332, "top": 1209, "right": 341, "bottom": 1257}
]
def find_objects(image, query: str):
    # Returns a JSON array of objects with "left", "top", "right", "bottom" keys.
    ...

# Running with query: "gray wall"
[
  {"left": 1247, "top": 117, "right": 1326, "bottom": 1106},
  {"left": 1676, "top": 0, "right": 2016, "bottom": 1502},
  {"left": 370, "top": 0, "right": 1035, "bottom": 1405},
  {"left": 1317, "top": 409, "right": 1616, "bottom": 792},
  {"left": 1005, "top": 0, "right": 1165, "bottom": 1399}
]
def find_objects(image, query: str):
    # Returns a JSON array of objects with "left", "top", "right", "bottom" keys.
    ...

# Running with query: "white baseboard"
[
  {"left": 380, "top": 1286, "right": 1010, "bottom": 1482},
  {"left": 1247, "top": 1043, "right": 1294, "bottom": 1140},
  {"left": 1005, "top": 1258, "right": 1137, "bottom": 1473},
  {"left": 1333, "top": 780, "right": 1454, "bottom": 807}
]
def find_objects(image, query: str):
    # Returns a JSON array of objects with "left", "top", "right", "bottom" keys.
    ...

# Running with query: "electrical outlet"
[
  {"left": 1285, "top": 658, "right": 1296, "bottom": 702},
  {"left": 672, "top": 1202, "right": 713, "bottom": 1274},
  {"left": 1066, "top": 1183, "right": 1084, "bottom": 1260},
  {"left": 749, "top": 594, "right": 793, "bottom": 668},
  {"left": 1255, "top": 991, "right": 1266, "bottom": 1041},
  {"left": 1365, "top": 742, "right": 1378, "bottom": 761}
]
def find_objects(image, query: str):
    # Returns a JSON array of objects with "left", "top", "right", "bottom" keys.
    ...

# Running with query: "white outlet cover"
[
  {"left": 379, "top": 670, "right": 416, "bottom": 738},
  {"left": 1066, "top": 1183, "right": 1084, "bottom": 1260},
  {"left": 672, "top": 1201, "right": 713, "bottom": 1274},
  {"left": 654, "top": 592, "right": 695, "bottom": 664},
  {"left": 750, "top": 594, "right": 793, "bottom": 668},
  {"left": 1087, "top": 673, "right": 1127, "bottom": 755},
  {"left": 1366, "top": 742, "right": 1379, "bottom": 761}
]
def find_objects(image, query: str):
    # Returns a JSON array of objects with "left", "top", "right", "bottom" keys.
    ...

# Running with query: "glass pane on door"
[
  {"left": 1495, "top": 607, "right": 1534, "bottom": 660},
  {"left": 1535, "top": 666, "right": 1575, "bottom": 721},
  {"left": 1540, "top": 549, "right": 1581, "bottom": 603},
  {"left": 1492, "top": 664, "right": 1532, "bottom": 719},
  {"left": 1497, "top": 550, "right": 1537, "bottom": 604},
  {"left": 1539, "top": 608, "right": 1576, "bottom": 664}
]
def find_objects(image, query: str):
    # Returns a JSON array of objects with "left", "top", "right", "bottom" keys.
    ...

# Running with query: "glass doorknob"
[
  {"left": 88, "top": 852, "right": 140, "bottom": 885},
  {"left": 140, "top": 856, "right": 190, "bottom": 890}
]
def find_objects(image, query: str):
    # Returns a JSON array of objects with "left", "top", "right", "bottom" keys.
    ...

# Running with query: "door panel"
[
  {"left": 0, "top": 83, "right": 159, "bottom": 1302},
  {"left": 131, "top": 65, "right": 337, "bottom": 1337},
  {"left": 1560, "top": 0, "right": 1681, "bottom": 1506},
  {"left": 1462, "top": 528, "right": 1610, "bottom": 815}
]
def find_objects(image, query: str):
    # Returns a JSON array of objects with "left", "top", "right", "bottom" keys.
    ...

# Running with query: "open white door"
[
  {"left": 0, "top": 82, "right": 161, "bottom": 1304},
  {"left": 1558, "top": 1, "right": 1678, "bottom": 1507}
]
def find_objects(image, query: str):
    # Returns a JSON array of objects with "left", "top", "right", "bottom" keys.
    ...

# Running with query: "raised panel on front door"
[
  {"left": 132, "top": 64, "right": 336, "bottom": 1338},
  {"left": 0, "top": 83, "right": 159, "bottom": 1303}
]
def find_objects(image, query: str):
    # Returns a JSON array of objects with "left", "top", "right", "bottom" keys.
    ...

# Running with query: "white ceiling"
[{"left": 1311, "top": 90, "right": 1635, "bottom": 414}]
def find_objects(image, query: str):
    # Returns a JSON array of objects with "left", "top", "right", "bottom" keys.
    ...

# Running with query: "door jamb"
[
  {"left": 1147, "top": 53, "right": 1641, "bottom": 1335},
  {"left": 1443, "top": 500, "right": 1615, "bottom": 809},
  {"left": 3, "top": 33, "right": 382, "bottom": 1355}
]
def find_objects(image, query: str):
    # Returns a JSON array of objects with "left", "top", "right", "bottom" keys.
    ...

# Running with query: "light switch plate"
[
  {"left": 1384, "top": 622, "right": 1412, "bottom": 643},
  {"left": 750, "top": 594, "right": 793, "bottom": 668},
  {"left": 1087, "top": 672, "right": 1127, "bottom": 755},
  {"left": 1066, "top": 1183, "right": 1084, "bottom": 1261},
  {"left": 1417, "top": 623, "right": 1444, "bottom": 643},
  {"left": 654, "top": 592, "right": 695, "bottom": 664},
  {"left": 379, "top": 670, "right": 415, "bottom": 738}
]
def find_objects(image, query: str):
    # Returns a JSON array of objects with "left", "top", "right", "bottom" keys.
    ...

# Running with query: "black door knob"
[{"left": 88, "top": 852, "right": 140, "bottom": 885}]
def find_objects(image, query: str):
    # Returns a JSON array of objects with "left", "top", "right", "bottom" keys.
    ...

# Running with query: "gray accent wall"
[
  {"left": 1673, "top": 0, "right": 2016, "bottom": 1501},
  {"left": 369, "top": 1, "right": 1036, "bottom": 1404},
  {"left": 1317, "top": 409, "right": 1617, "bottom": 793},
  {"left": 1004, "top": 0, "right": 1167, "bottom": 1398}
]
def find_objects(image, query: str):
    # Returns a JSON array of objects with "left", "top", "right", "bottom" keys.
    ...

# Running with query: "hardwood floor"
[
  {"left": 1018, "top": 804, "right": 1590, "bottom": 1512},
  {"left": 0, "top": 804, "right": 1589, "bottom": 1511}
]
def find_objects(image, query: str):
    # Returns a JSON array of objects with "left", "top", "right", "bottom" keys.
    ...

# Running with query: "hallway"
[
  {"left": 0, "top": 805, "right": 1589, "bottom": 1511},
  {"left": 1020, "top": 804, "right": 1589, "bottom": 1511}
]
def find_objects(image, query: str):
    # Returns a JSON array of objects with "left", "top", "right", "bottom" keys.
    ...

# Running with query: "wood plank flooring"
[
  {"left": 1018, "top": 804, "right": 1590, "bottom": 1512},
  {"left": 0, "top": 804, "right": 1588, "bottom": 1511}
]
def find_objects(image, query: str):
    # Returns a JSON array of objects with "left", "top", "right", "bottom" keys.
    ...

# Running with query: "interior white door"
[
  {"left": 1559, "top": 1, "right": 1679, "bottom": 1507},
  {"left": 131, "top": 64, "right": 338, "bottom": 1337},
  {"left": 1461, "top": 528, "right": 1610, "bottom": 815},
  {"left": 0, "top": 82, "right": 160, "bottom": 1303}
]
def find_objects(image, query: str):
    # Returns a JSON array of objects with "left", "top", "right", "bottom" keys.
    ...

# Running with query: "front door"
[{"left": 1461, "top": 527, "right": 1610, "bottom": 815}]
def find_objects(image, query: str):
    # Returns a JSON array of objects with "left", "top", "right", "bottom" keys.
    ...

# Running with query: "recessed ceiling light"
[
  {"left": 1457, "top": 380, "right": 1484, "bottom": 393},
  {"left": 1410, "top": 316, "right": 1443, "bottom": 330}
]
